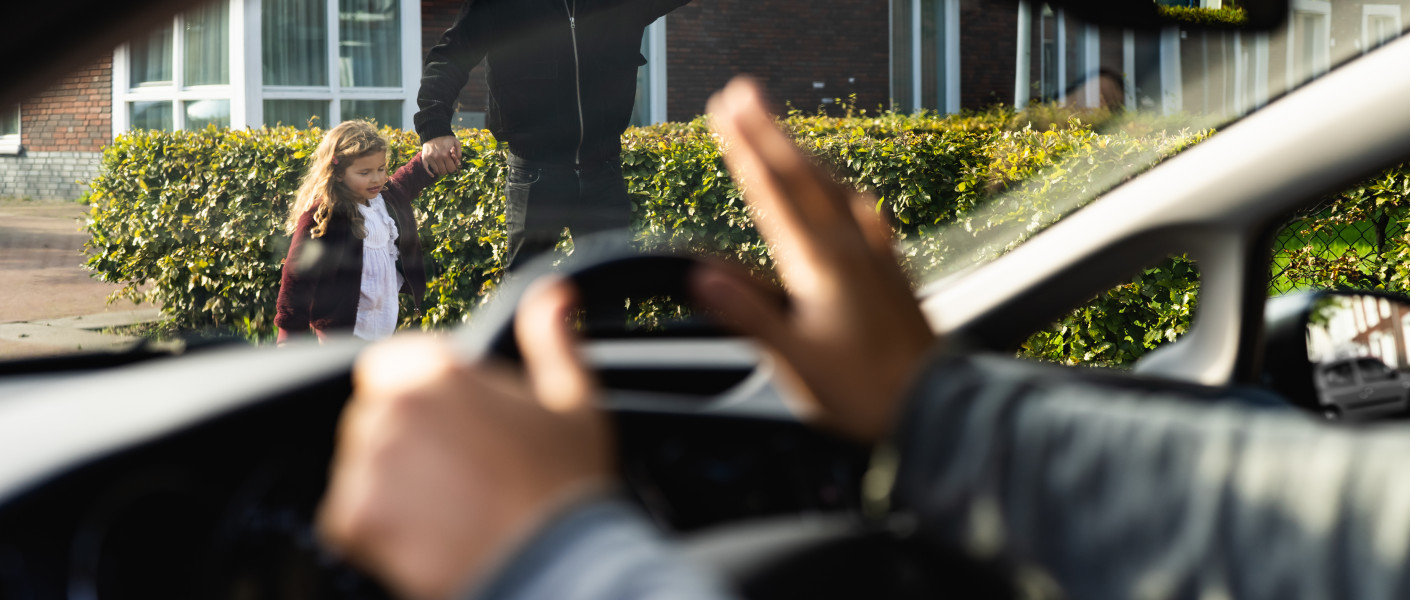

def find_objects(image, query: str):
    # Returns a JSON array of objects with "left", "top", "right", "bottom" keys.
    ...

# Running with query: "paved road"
[{"left": 0, "top": 202, "right": 155, "bottom": 359}]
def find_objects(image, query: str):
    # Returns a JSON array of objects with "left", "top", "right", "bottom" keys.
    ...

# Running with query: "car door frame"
[{"left": 917, "top": 33, "right": 1410, "bottom": 388}]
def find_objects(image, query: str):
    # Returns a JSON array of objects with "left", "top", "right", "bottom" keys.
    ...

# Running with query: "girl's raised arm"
[{"left": 385, "top": 152, "right": 440, "bottom": 207}]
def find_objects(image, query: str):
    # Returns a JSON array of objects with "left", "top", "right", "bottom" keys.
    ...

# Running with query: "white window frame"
[
  {"left": 0, "top": 104, "right": 19, "bottom": 155},
  {"left": 1014, "top": 0, "right": 1032, "bottom": 107},
  {"left": 112, "top": 0, "right": 244, "bottom": 134},
  {"left": 1082, "top": 24, "right": 1099, "bottom": 108},
  {"left": 1160, "top": 26, "right": 1183, "bottom": 114},
  {"left": 893, "top": 0, "right": 959, "bottom": 114},
  {"left": 943, "top": 0, "right": 961, "bottom": 114},
  {"left": 1253, "top": 32, "right": 1270, "bottom": 107},
  {"left": 1286, "top": 0, "right": 1332, "bottom": 91},
  {"left": 1046, "top": 10, "right": 1100, "bottom": 108},
  {"left": 244, "top": 0, "right": 421, "bottom": 129},
  {"left": 648, "top": 17, "right": 668, "bottom": 124},
  {"left": 634, "top": 16, "right": 668, "bottom": 126},
  {"left": 1054, "top": 6, "right": 1066, "bottom": 104},
  {"left": 113, "top": 0, "right": 421, "bottom": 133},
  {"left": 1362, "top": 4, "right": 1402, "bottom": 54}
]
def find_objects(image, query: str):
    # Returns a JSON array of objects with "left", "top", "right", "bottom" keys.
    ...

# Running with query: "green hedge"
[
  {"left": 84, "top": 109, "right": 1208, "bottom": 364},
  {"left": 1272, "top": 164, "right": 1410, "bottom": 295},
  {"left": 1157, "top": 5, "right": 1249, "bottom": 28}
]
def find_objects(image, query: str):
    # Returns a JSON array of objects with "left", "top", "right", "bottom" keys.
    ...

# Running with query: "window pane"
[
  {"left": 265, "top": 99, "right": 329, "bottom": 128},
  {"left": 920, "top": 0, "right": 942, "bottom": 110},
  {"left": 1370, "top": 15, "right": 1398, "bottom": 50},
  {"left": 264, "top": 0, "right": 328, "bottom": 86},
  {"left": 341, "top": 100, "right": 400, "bottom": 127},
  {"left": 890, "top": 0, "right": 914, "bottom": 112},
  {"left": 130, "top": 24, "right": 174, "bottom": 87},
  {"left": 0, "top": 106, "right": 17, "bottom": 136},
  {"left": 184, "top": 0, "right": 230, "bottom": 86},
  {"left": 1293, "top": 11, "right": 1327, "bottom": 79},
  {"left": 185, "top": 99, "right": 230, "bottom": 130},
  {"left": 339, "top": 0, "right": 401, "bottom": 88},
  {"left": 1040, "top": 4, "right": 1058, "bottom": 100},
  {"left": 130, "top": 102, "right": 174, "bottom": 131},
  {"left": 631, "top": 31, "right": 650, "bottom": 127}
]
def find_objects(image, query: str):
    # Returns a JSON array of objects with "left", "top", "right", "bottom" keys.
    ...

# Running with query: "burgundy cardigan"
[{"left": 275, "top": 153, "right": 436, "bottom": 336}]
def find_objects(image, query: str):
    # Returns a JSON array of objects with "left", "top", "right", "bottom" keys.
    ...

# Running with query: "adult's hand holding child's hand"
[
  {"left": 422, "top": 135, "right": 463, "bottom": 177},
  {"left": 694, "top": 77, "right": 937, "bottom": 443}
]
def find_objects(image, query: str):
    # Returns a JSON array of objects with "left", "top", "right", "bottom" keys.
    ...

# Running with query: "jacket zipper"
[{"left": 565, "top": 0, "right": 585, "bottom": 165}]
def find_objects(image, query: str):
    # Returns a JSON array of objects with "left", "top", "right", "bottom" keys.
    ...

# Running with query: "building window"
[
  {"left": 113, "top": 0, "right": 420, "bottom": 133},
  {"left": 1039, "top": 4, "right": 1060, "bottom": 101},
  {"left": 890, "top": 0, "right": 958, "bottom": 114},
  {"left": 115, "top": 0, "right": 233, "bottom": 132},
  {"left": 630, "top": 17, "right": 668, "bottom": 127},
  {"left": 1363, "top": 5, "right": 1402, "bottom": 53},
  {"left": 1287, "top": 0, "right": 1331, "bottom": 87},
  {"left": 1025, "top": 3, "right": 1103, "bottom": 107},
  {"left": 1229, "top": 31, "right": 1271, "bottom": 113},
  {"left": 0, "top": 105, "right": 19, "bottom": 155},
  {"left": 259, "top": 0, "right": 417, "bottom": 129}
]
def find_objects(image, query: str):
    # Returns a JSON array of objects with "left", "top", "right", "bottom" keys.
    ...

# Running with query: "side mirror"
[{"left": 1264, "top": 291, "right": 1410, "bottom": 422}]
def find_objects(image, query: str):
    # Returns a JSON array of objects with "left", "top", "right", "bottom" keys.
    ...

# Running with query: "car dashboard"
[{"left": 0, "top": 338, "right": 870, "bottom": 599}]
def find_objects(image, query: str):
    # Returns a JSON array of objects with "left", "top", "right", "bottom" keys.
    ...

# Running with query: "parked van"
[{"left": 1314, "top": 357, "right": 1410, "bottom": 420}]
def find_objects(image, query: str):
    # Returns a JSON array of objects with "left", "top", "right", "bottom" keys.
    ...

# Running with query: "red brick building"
[
  {"left": 0, "top": 58, "right": 113, "bottom": 201},
  {"left": 2, "top": 0, "right": 1405, "bottom": 200}
]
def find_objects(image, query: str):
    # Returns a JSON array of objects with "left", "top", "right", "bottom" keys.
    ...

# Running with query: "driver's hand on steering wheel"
[{"left": 318, "top": 280, "right": 612, "bottom": 600}]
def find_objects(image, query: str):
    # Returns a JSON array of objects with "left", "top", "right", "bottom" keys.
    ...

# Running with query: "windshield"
[
  {"left": 893, "top": 3, "right": 1401, "bottom": 282},
  {"left": 1, "top": 0, "right": 1405, "bottom": 360}
]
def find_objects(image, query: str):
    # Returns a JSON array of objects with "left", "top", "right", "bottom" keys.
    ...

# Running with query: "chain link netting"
[{"left": 1269, "top": 200, "right": 1409, "bottom": 295}]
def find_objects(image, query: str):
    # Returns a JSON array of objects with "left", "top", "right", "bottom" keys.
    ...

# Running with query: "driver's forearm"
[
  {"left": 467, "top": 498, "right": 733, "bottom": 600},
  {"left": 891, "top": 354, "right": 1410, "bottom": 600}
]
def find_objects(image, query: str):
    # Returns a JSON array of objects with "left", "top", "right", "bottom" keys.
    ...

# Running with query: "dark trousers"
[{"left": 504, "top": 153, "right": 632, "bottom": 271}]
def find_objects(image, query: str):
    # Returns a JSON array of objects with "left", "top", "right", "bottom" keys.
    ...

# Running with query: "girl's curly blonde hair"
[{"left": 286, "top": 120, "right": 388, "bottom": 239}]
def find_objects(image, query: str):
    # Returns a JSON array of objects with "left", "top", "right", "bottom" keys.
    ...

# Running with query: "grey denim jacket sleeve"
[
  {"left": 891, "top": 354, "right": 1410, "bottom": 600},
  {"left": 468, "top": 497, "right": 732, "bottom": 600}
]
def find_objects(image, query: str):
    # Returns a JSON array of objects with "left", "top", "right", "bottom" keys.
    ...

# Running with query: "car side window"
[
  {"left": 1020, "top": 255, "right": 1198, "bottom": 368},
  {"left": 1322, "top": 361, "right": 1356, "bottom": 387},
  {"left": 1358, "top": 358, "right": 1396, "bottom": 382},
  {"left": 1269, "top": 179, "right": 1407, "bottom": 295}
]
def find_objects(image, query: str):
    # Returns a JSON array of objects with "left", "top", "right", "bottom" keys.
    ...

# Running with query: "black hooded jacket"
[{"left": 414, "top": 0, "right": 689, "bottom": 164}]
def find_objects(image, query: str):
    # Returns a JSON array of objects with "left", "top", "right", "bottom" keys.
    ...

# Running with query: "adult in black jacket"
[{"left": 416, "top": 0, "right": 690, "bottom": 269}]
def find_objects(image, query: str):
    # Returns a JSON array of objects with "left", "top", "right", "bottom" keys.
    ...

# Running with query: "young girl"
[{"left": 275, "top": 120, "right": 439, "bottom": 343}]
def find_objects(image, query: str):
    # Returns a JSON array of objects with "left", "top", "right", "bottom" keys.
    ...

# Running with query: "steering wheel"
[
  {"left": 454, "top": 236, "right": 718, "bottom": 363},
  {"left": 446, "top": 237, "right": 1022, "bottom": 599}
]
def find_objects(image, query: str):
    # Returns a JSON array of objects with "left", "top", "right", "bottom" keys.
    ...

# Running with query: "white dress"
[{"left": 353, "top": 195, "right": 404, "bottom": 340}]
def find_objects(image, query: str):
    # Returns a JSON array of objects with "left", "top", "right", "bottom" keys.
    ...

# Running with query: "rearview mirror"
[{"left": 1265, "top": 291, "right": 1410, "bottom": 421}]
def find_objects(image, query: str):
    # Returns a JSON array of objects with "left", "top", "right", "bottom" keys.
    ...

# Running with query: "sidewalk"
[{"left": 0, "top": 202, "right": 163, "bottom": 359}]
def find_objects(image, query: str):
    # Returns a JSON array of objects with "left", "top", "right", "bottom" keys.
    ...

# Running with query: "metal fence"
[{"left": 1269, "top": 201, "right": 1408, "bottom": 295}]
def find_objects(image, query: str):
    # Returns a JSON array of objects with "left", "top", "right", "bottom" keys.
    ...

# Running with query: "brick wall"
[
  {"left": 0, "top": 152, "right": 102, "bottom": 201},
  {"left": 420, "top": 0, "right": 492, "bottom": 124},
  {"left": 20, "top": 56, "right": 111, "bottom": 153},
  {"left": 663, "top": 0, "right": 890, "bottom": 121},
  {"left": 1, "top": 56, "right": 110, "bottom": 201}
]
